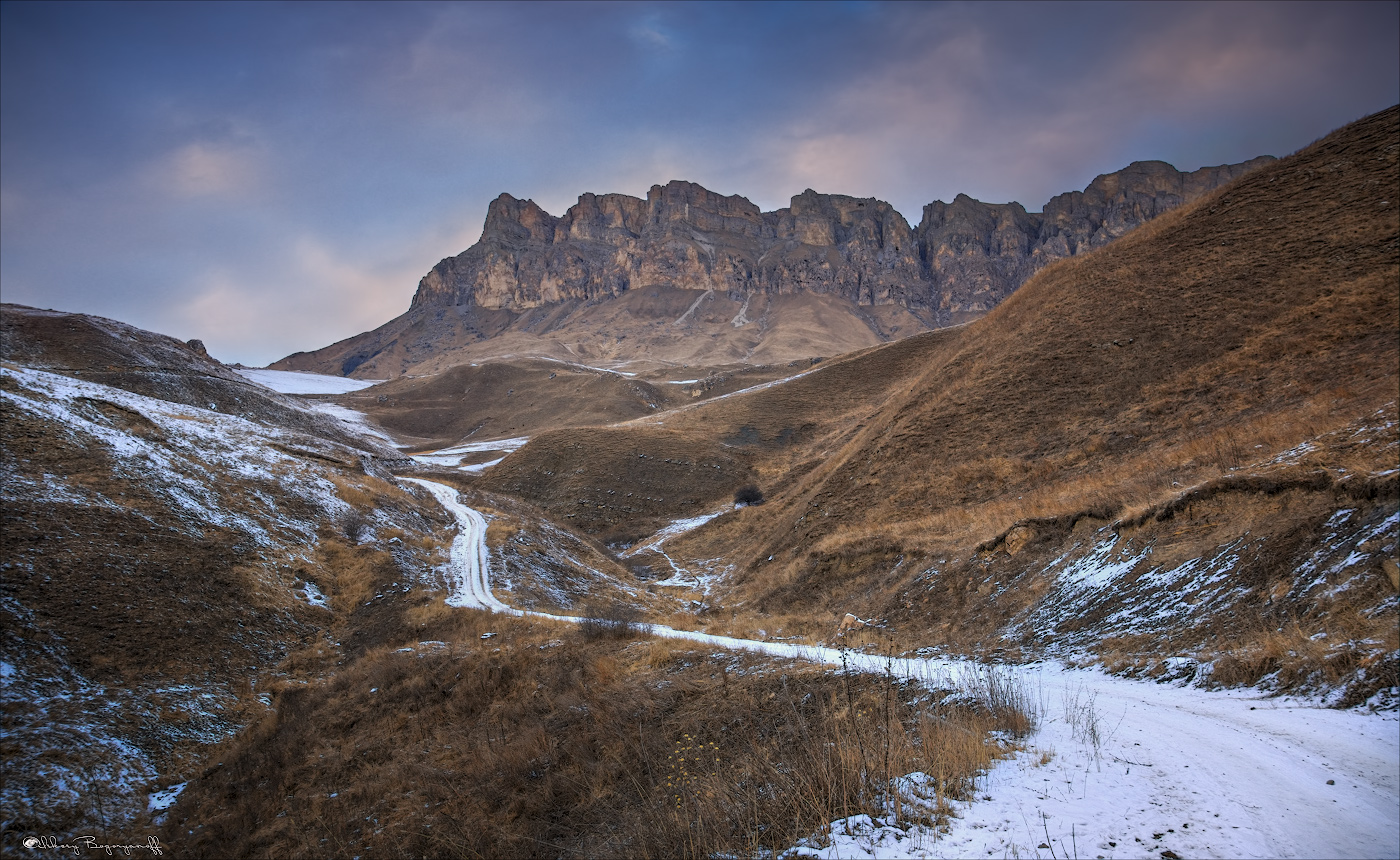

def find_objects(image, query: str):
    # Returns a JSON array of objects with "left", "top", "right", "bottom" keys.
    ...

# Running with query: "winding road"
[{"left": 407, "top": 477, "right": 1400, "bottom": 859}]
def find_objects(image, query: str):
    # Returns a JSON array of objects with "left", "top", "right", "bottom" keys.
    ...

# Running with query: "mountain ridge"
[
  {"left": 416, "top": 157, "right": 1276, "bottom": 314},
  {"left": 274, "top": 156, "right": 1273, "bottom": 378}
]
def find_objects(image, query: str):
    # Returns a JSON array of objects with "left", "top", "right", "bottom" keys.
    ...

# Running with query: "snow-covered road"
[
  {"left": 406, "top": 477, "right": 1400, "bottom": 859},
  {"left": 870, "top": 665, "right": 1400, "bottom": 860},
  {"left": 399, "top": 478, "right": 511, "bottom": 612}
]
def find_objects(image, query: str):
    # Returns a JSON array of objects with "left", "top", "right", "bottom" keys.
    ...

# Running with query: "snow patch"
[
  {"left": 624, "top": 509, "right": 727, "bottom": 588},
  {"left": 234, "top": 368, "right": 384, "bottom": 394},
  {"left": 460, "top": 457, "right": 506, "bottom": 474},
  {"left": 300, "top": 581, "right": 330, "bottom": 609},
  {"left": 410, "top": 436, "right": 530, "bottom": 471},
  {"left": 307, "top": 402, "right": 399, "bottom": 446},
  {"left": 147, "top": 782, "right": 186, "bottom": 813}
]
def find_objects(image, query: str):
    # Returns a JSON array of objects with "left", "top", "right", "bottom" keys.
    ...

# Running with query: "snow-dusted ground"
[
  {"left": 622, "top": 365, "right": 824, "bottom": 426},
  {"left": 409, "top": 436, "right": 531, "bottom": 470},
  {"left": 232, "top": 367, "right": 401, "bottom": 445},
  {"left": 409, "top": 478, "right": 1400, "bottom": 860},
  {"left": 307, "top": 401, "right": 402, "bottom": 447},
  {"left": 623, "top": 508, "right": 729, "bottom": 587},
  {"left": 400, "top": 479, "right": 511, "bottom": 612},
  {"left": 534, "top": 356, "right": 637, "bottom": 377},
  {"left": 2, "top": 364, "right": 396, "bottom": 834},
  {"left": 0, "top": 365, "right": 360, "bottom": 546},
  {"left": 234, "top": 368, "right": 384, "bottom": 394},
  {"left": 790, "top": 663, "right": 1400, "bottom": 860}
]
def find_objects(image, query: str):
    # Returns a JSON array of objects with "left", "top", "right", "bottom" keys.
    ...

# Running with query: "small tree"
[{"left": 734, "top": 484, "right": 765, "bottom": 507}]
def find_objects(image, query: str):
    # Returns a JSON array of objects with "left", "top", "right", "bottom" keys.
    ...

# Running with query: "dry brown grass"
[
  {"left": 161, "top": 613, "right": 1031, "bottom": 858},
  {"left": 616, "top": 108, "right": 1400, "bottom": 676},
  {"left": 341, "top": 359, "right": 670, "bottom": 448},
  {"left": 0, "top": 374, "right": 464, "bottom": 848},
  {"left": 1094, "top": 568, "right": 1400, "bottom": 705},
  {"left": 479, "top": 425, "right": 758, "bottom": 543}
]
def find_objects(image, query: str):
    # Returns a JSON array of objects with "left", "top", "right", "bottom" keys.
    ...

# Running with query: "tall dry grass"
[{"left": 161, "top": 614, "right": 1032, "bottom": 858}]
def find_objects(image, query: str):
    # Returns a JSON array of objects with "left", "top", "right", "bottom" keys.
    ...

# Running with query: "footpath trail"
[{"left": 408, "top": 477, "right": 1400, "bottom": 860}]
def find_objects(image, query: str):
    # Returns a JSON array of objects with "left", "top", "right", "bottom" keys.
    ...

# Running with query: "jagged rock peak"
[
  {"left": 412, "top": 156, "right": 1272, "bottom": 319},
  {"left": 482, "top": 194, "right": 558, "bottom": 245}
]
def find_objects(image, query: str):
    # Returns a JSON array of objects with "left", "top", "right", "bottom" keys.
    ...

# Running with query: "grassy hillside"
[
  {"left": 490, "top": 106, "right": 1399, "bottom": 698},
  {"left": 1, "top": 304, "right": 410, "bottom": 459},
  {"left": 472, "top": 321, "right": 971, "bottom": 541},
  {"left": 722, "top": 104, "right": 1397, "bottom": 570},
  {"left": 0, "top": 318, "right": 626, "bottom": 843},
  {"left": 341, "top": 359, "right": 667, "bottom": 449}
]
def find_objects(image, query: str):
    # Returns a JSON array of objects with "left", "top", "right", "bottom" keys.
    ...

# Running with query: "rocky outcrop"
[
  {"left": 412, "top": 158, "right": 1274, "bottom": 321},
  {"left": 274, "top": 155, "right": 1274, "bottom": 378}
]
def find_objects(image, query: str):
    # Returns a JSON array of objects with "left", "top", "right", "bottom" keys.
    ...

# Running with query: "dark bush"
[
  {"left": 734, "top": 484, "right": 765, "bottom": 506},
  {"left": 579, "top": 602, "right": 645, "bottom": 640},
  {"left": 341, "top": 508, "right": 370, "bottom": 542}
]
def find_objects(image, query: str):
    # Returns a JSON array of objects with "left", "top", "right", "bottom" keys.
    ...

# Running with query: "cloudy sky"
[{"left": 3, "top": 1, "right": 1396, "bottom": 366}]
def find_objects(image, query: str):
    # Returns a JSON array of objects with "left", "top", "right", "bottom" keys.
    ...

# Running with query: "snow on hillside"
[
  {"left": 0, "top": 364, "right": 416, "bottom": 834},
  {"left": 0, "top": 365, "right": 357, "bottom": 544},
  {"left": 410, "top": 436, "right": 531, "bottom": 470},
  {"left": 307, "top": 401, "right": 402, "bottom": 447},
  {"left": 623, "top": 508, "right": 730, "bottom": 587},
  {"left": 535, "top": 356, "right": 638, "bottom": 377},
  {"left": 235, "top": 367, "right": 384, "bottom": 394}
]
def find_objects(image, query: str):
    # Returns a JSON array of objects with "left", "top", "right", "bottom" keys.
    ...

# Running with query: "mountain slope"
[
  {"left": 274, "top": 158, "right": 1270, "bottom": 378},
  {"left": 0, "top": 305, "right": 682, "bottom": 847},
  {"left": 0, "top": 310, "right": 461, "bottom": 847},
  {"left": 483, "top": 106, "right": 1399, "bottom": 698},
  {"left": 729, "top": 107, "right": 1396, "bottom": 568}
]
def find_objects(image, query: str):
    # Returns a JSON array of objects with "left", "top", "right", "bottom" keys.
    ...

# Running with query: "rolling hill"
[{"left": 0, "top": 308, "right": 653, "bottom": 847}]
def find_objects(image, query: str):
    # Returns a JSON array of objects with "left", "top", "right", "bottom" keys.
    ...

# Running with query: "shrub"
[
  {"left": 340, "top": 508, "right": 370, "bottom": 543},
  {"left": 734, "top": 484, "right": 765, "bottom": 506},
  {"left": 579, "top": 602, "right": 646, "bottom": 640}
]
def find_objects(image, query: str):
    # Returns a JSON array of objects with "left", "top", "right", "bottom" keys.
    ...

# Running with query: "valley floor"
[{"left": 416, "top": 477, "right": 1400, "bottom": 860}]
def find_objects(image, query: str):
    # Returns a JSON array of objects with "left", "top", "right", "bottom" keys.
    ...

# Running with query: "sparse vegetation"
[
  {"left": 471, "top": 106, "right": 1400, "bottom": 703},
  {"left": 161, "top": 612, "right": 1032, "bottom": 859},
  {"left": 578, "top": 600, "right": 645, "bottom": 640},
  {"left": 5, "top": 99, "right": 1398, "bottom": 860}
]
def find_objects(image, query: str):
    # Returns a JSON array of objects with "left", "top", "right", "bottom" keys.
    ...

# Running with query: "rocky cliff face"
[
  {"left": 273, "top": 155, "right": 1274, "bottom": 378},
  {"left": 412, "top": 157, "right": 1274, "bottom": 321}
]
